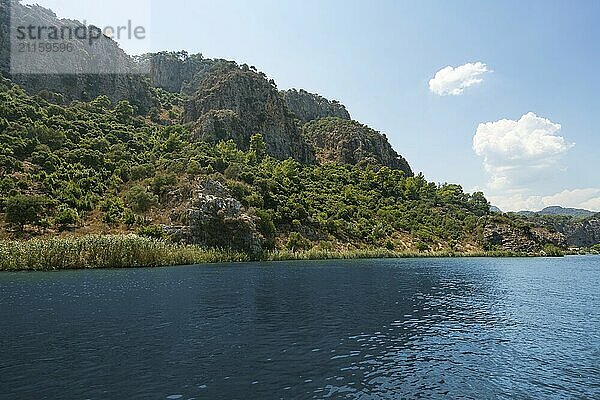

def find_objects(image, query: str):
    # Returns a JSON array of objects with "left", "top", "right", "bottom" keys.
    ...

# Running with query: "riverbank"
[
  {"left": 0, "top": 235, "right": 250, "bottom": 271},
  {"left": 0, "top": 234, "right": 551, "bottom": 272}
]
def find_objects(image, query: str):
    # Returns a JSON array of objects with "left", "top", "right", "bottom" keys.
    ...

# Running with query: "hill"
[
  {"left": 1, "top": 2, "right": 597, "bottom": 256},
  {"left": 518, "top": 206, "right": 596, "bottom": 218},
  {"left": 0, "top": 75, "right": 521, "bottom": 254}
]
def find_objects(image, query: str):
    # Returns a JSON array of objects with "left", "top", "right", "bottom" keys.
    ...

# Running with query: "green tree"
[
  {"left": 114, "top": 100, "right": 134, "bottom": 123},
  {"left": 468, "top": 192, "right": 491, "bottom": 216},
  {"left": 286, "top": 232, "right": 311, "bottom": 252},
  {"left": 125, "top": 186, "right": 158, "bottom": 214},
  {"left": 249, "top": 133, "right": 267, "bottom": 162},
  {"left": 54, "top": 205, "right": 79, "bottom": 230},
  {"left": 4, "top": 195, "right": 51, "bottom": 231}
]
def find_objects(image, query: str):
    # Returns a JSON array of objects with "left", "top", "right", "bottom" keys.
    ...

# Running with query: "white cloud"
[
  {"left": 488, "top": 188, "right": 600, "bottom": 212},
  {"left": 473, "top": 112, "right": 574, "bottom": 190},
  {"left": 543, "top": 188, "right": 600, "bottom": 211},
  {"left": 429, "top": 62, "right": 489, "bottom": 96}
]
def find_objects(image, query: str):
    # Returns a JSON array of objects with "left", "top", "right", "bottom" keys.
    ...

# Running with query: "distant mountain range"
[
  {"left": 491, "top": 205, "right": 596, "bottom": 218},
  {"left": 516, "top": 206, "right": 596, "bottom": 218}
]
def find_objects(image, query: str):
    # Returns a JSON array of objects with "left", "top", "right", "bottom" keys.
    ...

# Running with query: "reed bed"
[
  {"left": 266, "top": 248, "right": 531, "bottom": 261},
  {"left": 0, "top": 235, "right": 249, "bottom": 271},
  {"left": 0, "top": 235, "right": 538, "bottom": 272}
]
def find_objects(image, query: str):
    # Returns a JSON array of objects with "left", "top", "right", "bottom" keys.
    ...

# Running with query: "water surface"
[{"left": 1, "top": 257, "right": 599, "bottom": 399}]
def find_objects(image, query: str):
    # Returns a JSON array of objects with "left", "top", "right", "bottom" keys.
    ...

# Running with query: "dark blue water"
[{"left": 1, "top": 257, "right": 599, "bottom": 399}]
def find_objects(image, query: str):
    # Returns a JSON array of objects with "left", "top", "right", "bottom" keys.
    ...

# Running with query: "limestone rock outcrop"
[
  {"left": 166, "top": 180, "right": 263, "bottom": 254},
  {"left": 144, "top": 51, "right": 220, "bottom": 95},
  {"left": 282, "top": 89, "right": 351, "bottom": 124},
  {"left": 482, "top": 219, "right": 566, "bottom": 252},
  {"left": 0, "top": 1, "right": 154, "bottom": 111},
  {"left": 183, "top": 64, "right": 315, "bottom": 163},
  {"left": 551, "top": 215, "right": 600, "bottom": 247},
  {"left": 303, "top": 117, "right": 413, "bottom": 174}
]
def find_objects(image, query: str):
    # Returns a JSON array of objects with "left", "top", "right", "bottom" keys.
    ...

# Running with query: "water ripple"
[{"left": 1, "top": 257, "right": 599, "bottom": 399}]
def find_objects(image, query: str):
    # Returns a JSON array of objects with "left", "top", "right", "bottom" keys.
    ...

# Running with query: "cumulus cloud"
[
  {"left": 473, "top": 112, "right": 574, "bottom": 190},
  {"left": 488, "top": 188, "right": 600, "bottom": 212},
  {"left": 429, "top": 62, "right": 489, "bottom": 96}
]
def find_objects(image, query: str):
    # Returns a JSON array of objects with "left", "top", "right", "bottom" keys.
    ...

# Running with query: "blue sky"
[{"left": 24, "top": 0, "right": 600, "bottom": 211}]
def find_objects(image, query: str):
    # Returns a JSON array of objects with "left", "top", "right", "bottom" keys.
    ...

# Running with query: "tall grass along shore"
[
  {"left": 0, "top": 235, "right": 542, "bottom": 272},
  {"left": 0, "top": 235, "right": 249, "bottom": 271}
]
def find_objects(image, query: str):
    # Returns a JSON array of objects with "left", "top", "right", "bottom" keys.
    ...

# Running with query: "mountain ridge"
[{"left": 517, "top": 206, "right": 595, "bottom": 218}]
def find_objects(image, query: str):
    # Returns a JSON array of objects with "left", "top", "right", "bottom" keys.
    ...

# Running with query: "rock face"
[
  {"left": 144, "top": 51, "right": 220, "bottom": 95},
  {"left": 482, "top": 219, "right": 566, "bottom": 252},
  {"left": 0, "top": 0, "right": 8, "bottom": 76},
  {"left": 183, "top": 64, "right": 315, "bottom": 163},
  {"left": 303, "top": 117, "right": 413, "bottom": 174},
  {"left": 521, "top": 213, "right": 600, "bottom": 248},
  {"left": 282, "top": 89, "right": 351, "bottom": 124},
  {"left": 9, "top": 73, "right": 155, "bottom": 111},
  {"left": 0, "top": 1, "right": 154, "bottom": 111},
  {"left": 553, "top": 215, "right": 600, "bottom": 247},
  {"left": 166, "top": 180, "right": 263, "bottom": 254}
]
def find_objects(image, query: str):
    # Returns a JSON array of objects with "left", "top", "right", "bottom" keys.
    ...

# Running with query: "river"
[{"left": 1, "top": 256, "right": 599, "bottom": 399}]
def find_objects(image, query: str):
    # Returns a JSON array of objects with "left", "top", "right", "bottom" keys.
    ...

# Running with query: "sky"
[{"left": 22, "top": 0, "right": 600, "bottom": 211}]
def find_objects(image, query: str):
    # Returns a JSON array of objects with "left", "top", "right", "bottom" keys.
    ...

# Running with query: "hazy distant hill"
[{"left": 517, "top": 206, "right": 595, "bottom": 219}]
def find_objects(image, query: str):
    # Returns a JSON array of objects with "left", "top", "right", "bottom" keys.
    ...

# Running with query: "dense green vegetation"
[
  {"left": 541, "top": 244, "right": 564, "bottom": 257},
  {"left": 0, "top": 75, "right": 495, "bottom": 255}
]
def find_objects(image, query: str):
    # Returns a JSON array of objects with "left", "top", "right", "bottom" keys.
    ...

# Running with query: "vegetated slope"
[
  {"left": 304, "top": 117, "right": 413, "bottom": 175},
  {"left": 0, "top": 75, "right": 531, "bottom": 254},
  {"left": 1, "top": 0, "right": 416, "bottom": 173},
  {"left": 0, "top": 0, "right": 586, "bottom": 254}
]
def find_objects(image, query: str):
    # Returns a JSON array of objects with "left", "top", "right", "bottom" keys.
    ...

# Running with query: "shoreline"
[{"left": 0, "top": 234, "right": 579, "bottom": 272}]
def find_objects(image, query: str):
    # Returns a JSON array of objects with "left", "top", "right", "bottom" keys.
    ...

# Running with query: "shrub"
[
  {"left": 542, "top": 244, "right": 564, "bottom": 257},
  {"left": 415, "top": 242, "right": 430, "bottom": 252},
  {"left": 286, "top": 232, "right": 311, "bottom": 252},
  {"left": 136, "top": 225, "right": 166, "bottom": 239},
  {"left": 54, "top": 206, "right": 79, "bottom": 229},
  {"left": 125, "top": 186, "right": 158, "bottom": 214},
  {"left": 5, "top": 195, "right": 52, "bottom": 231}
]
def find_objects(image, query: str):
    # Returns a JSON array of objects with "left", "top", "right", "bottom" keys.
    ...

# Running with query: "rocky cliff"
[
  {"left": 142, "top": 51, "right": 221, "bottom": 95},
  {"left": 282, "top": 89, "right": 351, "bottom": 124},
  {"left": 0, "top": 0, "right": 154, "bottom": 111},
  {"left": 540, "top": 215, "right": 600, "bottom": 247},
  {"left": 183, "top": 63, "right": 315, "bottom": 163},
  {"left": 482, "top": 216, "right": 566, "bottom": 252},
  {"left": 562, "top": 216, "right": 600, "bottom": 247},
  {"left": 0, "top": 0, "right": 8, "bottom": 77},
  {"left": 165, "top": 180, "right": 263, "bottom": 254},
  {"left": 303, "top": 117, "right": 413, "bottom": 174}
]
